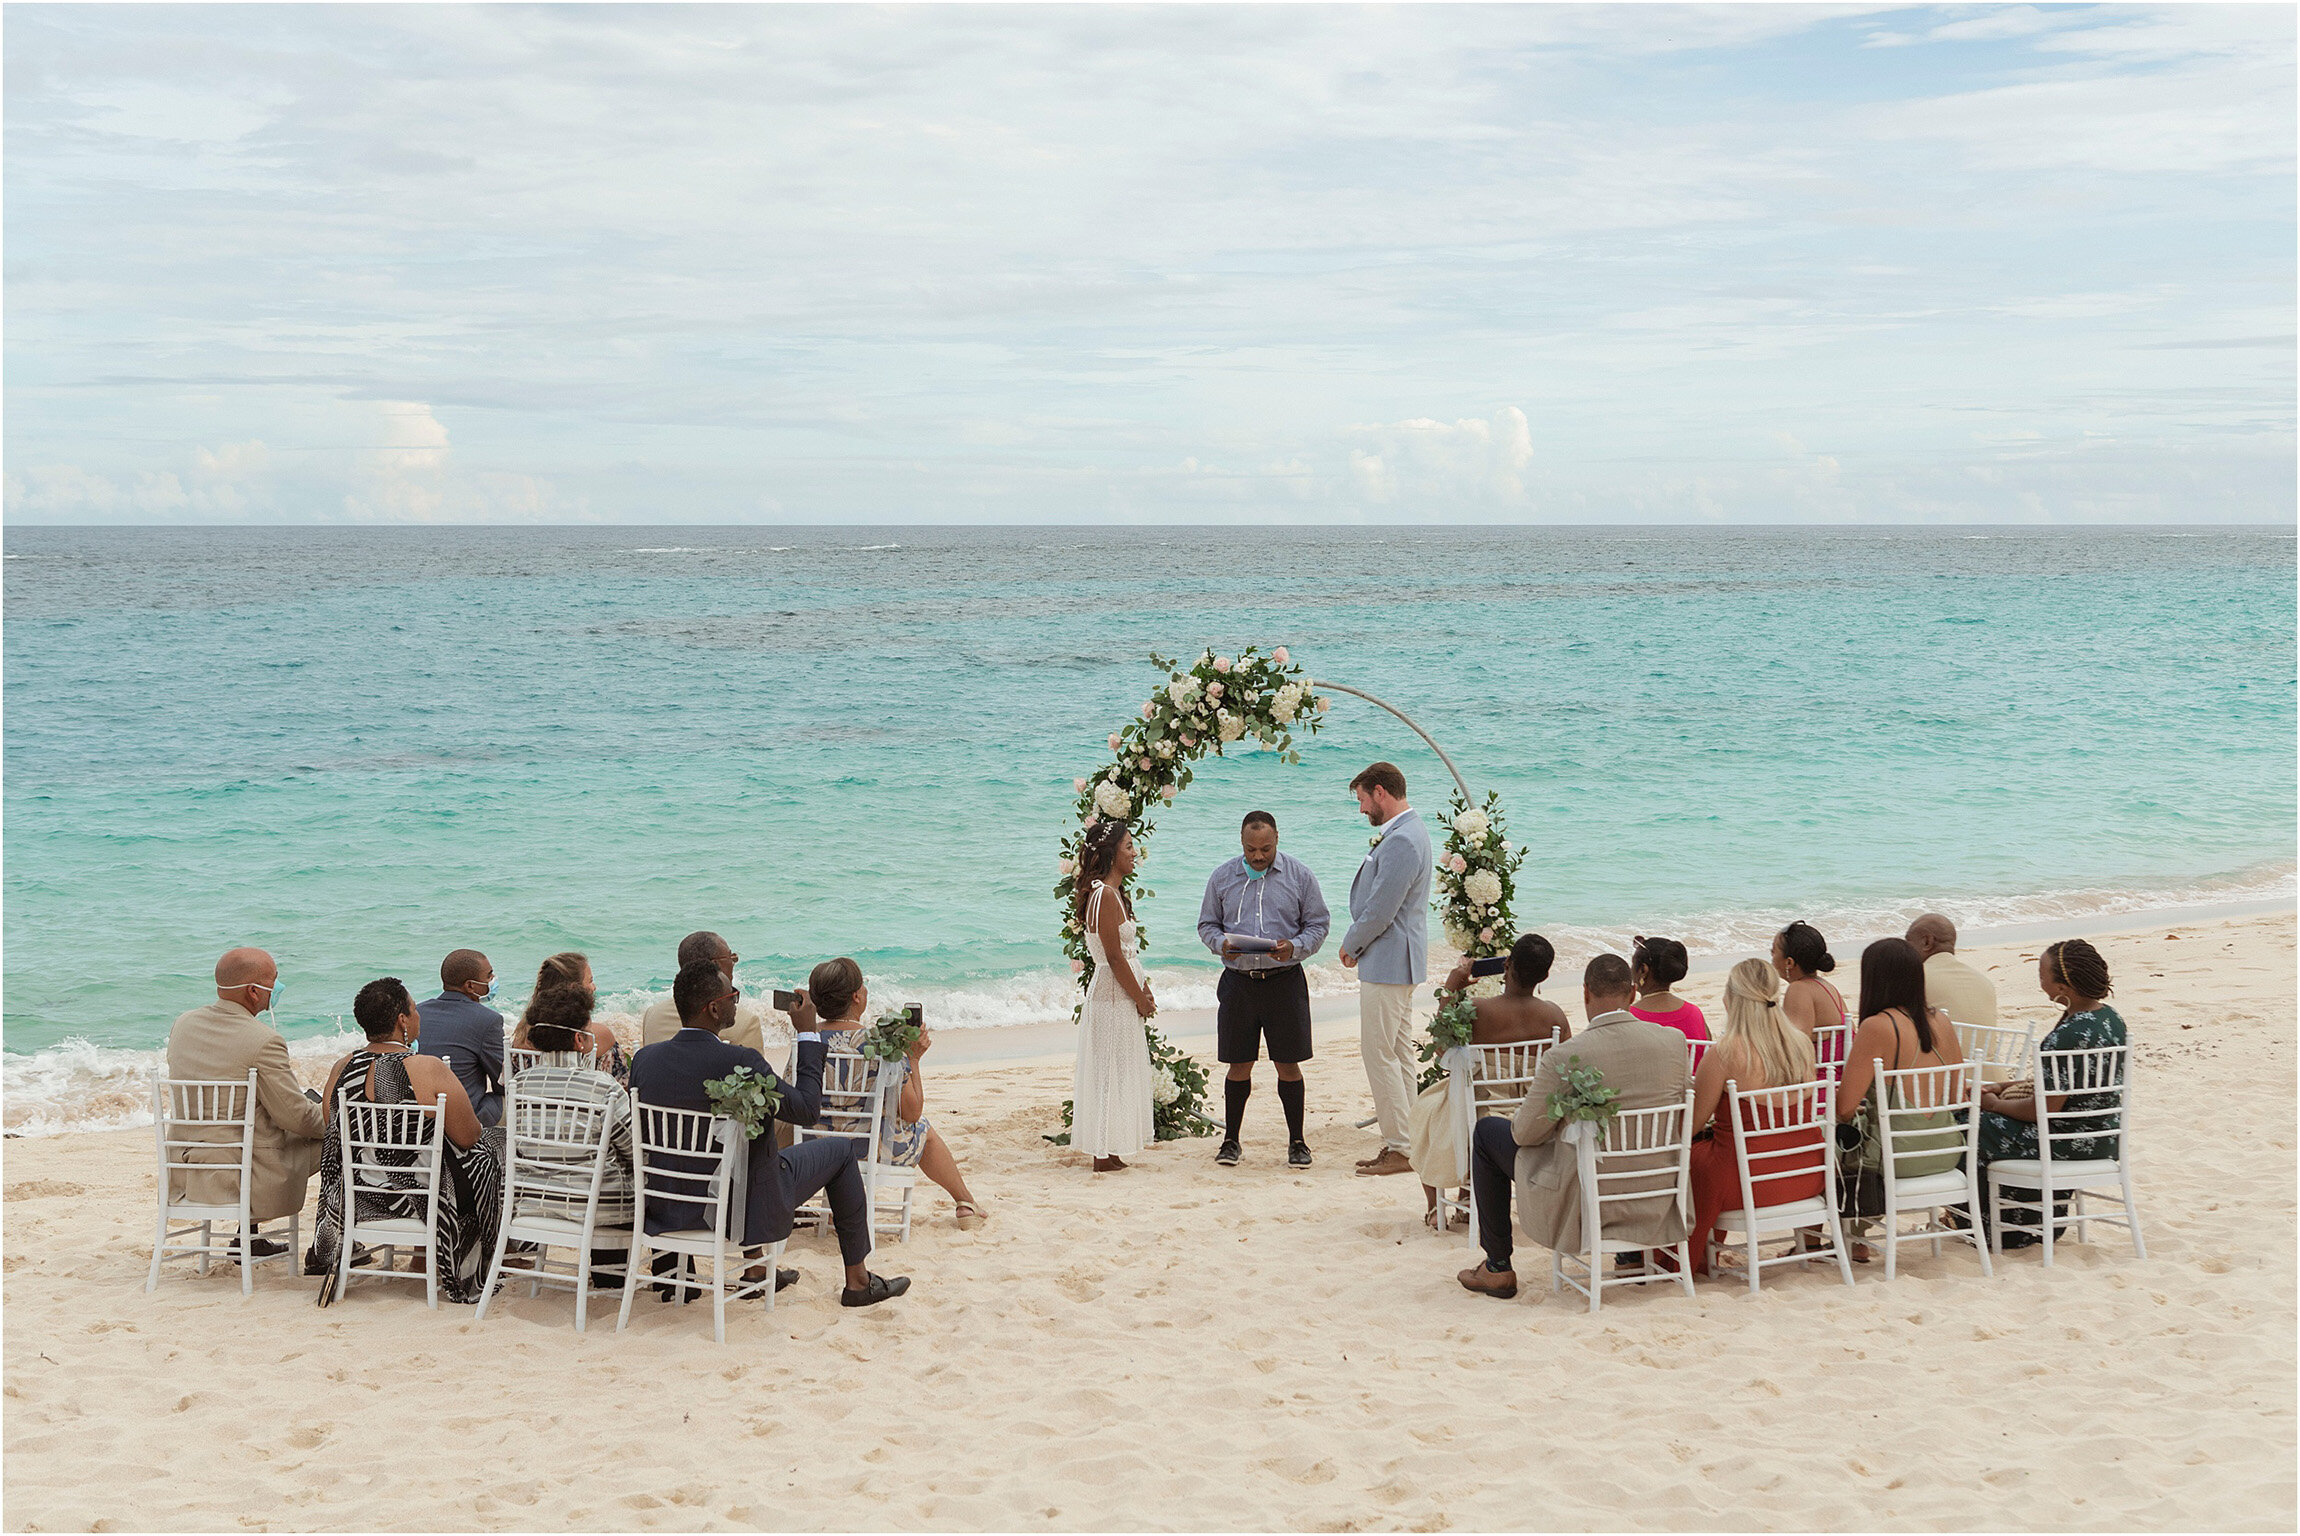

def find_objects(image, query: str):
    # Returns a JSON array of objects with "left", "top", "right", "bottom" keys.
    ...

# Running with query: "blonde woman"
[{"left": 1681, "top": 959, "right": 1821, "bottom": 1276}]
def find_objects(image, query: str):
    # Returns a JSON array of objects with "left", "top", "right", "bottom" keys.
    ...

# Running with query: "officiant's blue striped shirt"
[{"left": 1197, "top": 851, "right": 1331, "bottom": 972}]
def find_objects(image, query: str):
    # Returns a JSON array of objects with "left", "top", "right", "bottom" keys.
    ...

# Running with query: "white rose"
[
  {"left": 1453, "top": 809, "right": 1490, "bottom": 841},
  {"left": 1463, "top": 869, "right": 1503, "bottom": 908},
  {"left": 1271, "top": 682, "right": 1303, "bottom": 723},
  {"left": 1157, "top": 740, "right": 1175, "bottom": 757},
  {"left": 1151, "top": 1069, "right": 1180, "bottom": 1106},
  {"left": 1217, "top": 711, "right": 1246, "bottom": 742},
  {"left": 1094, "top": 780, "right": 1133, "bottom": 819}
]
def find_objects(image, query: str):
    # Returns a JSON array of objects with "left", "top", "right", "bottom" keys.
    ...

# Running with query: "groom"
[{"left": 1338, "top": 761, "right": 1432, "bottom": 1177}]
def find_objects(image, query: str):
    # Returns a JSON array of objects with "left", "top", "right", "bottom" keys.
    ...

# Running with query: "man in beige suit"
[
  {"left": 1906, "top": 913, "right": 1997, "bottom": 1030},
  {"left": 163, "top": 947, "right": 329, "bottom": 1256},
  {"left": 638, "top": 930, "right": 796, "bottom": 1058},
  {"left": 1457, "top": 953, "right": 1691, "bottom": 1298}
]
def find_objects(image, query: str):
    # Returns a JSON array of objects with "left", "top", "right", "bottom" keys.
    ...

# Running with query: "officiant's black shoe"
[
  {"left": 776, "top": 1268, "right": 800, "bottom": 1292},
  {"left": 1288, "top": 1141, "right": 1313, "bottom": 1168},
  {"left": 841, "top": 1272, "right": 910, "bottom": 1308},
  {"left": 1215, "top": 1139, "right": 1242, "bottom": 1166},
  {"left": 231, "top": 1236, "right": 288, "bottom": 1262}
]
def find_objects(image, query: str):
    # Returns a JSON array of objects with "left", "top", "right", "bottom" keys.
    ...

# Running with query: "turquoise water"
[{"left": 5, "top": 526, "right": 2292, "bottom": 1126}]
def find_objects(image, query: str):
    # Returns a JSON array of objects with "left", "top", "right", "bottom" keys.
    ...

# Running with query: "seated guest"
[
  {"left": 1681, "top": 959, "right": 1820, "bottom": 1276},
  {"left": 1832, "top": 937, "right": 1966, "bottom": 1262},
  {"left": 1772, "top": 921, "right": 1846, "bottom": 1041},
  {"left": 312, "top": 978, "right": 503, "bottom": 1305},
  {"left": 1905, "top": 912, "right": 1999, "bottom": 1031},
  {"left": 1457, "top": 954, "right": 1692, "bottom": 1298},
  {"left": 507, "top": 984, "right": 636, "bottom": 1283},
  {"left": 1409, "top": 932, "right": 1572, "bottom": 1230},
  {"left": 416, "top": 948, "right": 507, "bottom": 1126},
  {"left": 627, "top": 960, "right": 908, "bottom": 1307},
  {"left": 807, "top": 958, "right": 987, "bottom": 1231},
  {"left": 1976, "top": 939, "right": 2125, "bottom": 1248},
  {"left": 639, "top": 931, "right": 775, "bottom": 1056},
  {"left": 513, "top": 952, "right": 627, "bottom": 1082},
  {"left": 1627, "top": 936, "right": 1709, "bottom": 1043},
  {"left": 165, "top": 946, "right": 329, "bottom": 1262}
]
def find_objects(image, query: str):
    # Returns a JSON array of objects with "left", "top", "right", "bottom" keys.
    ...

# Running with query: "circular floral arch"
[{"left": 1050, "top": 647, "right": 1524, "bottom": 1140}]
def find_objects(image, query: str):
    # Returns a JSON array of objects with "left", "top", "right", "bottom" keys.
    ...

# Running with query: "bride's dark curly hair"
[{"left": 1073, "top": 819, "right": 1132, "bottom": 921}]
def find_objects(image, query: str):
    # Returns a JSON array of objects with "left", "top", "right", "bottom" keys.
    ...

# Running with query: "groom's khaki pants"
[{"left": 1358, "top": 982, "right": 1419, "bottom": 1154}]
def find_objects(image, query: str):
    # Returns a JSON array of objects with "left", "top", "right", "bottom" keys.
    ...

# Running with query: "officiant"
[{"left": 1197, "top": 811, "right": 1330, "bottom": 1169}]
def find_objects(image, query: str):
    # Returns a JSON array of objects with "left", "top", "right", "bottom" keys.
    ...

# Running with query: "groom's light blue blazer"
[{"left": 1341, "top": 809, "right": 1432, "bottom": 985}]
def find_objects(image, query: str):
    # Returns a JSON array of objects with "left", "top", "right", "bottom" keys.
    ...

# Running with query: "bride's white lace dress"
[{"left": 1072, "top": 881, "right": 1156, "bottom": 1158}]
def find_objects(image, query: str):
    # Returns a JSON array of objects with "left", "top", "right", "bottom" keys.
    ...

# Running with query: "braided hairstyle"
[
  {"left": 2044, "top": 939, "right": 2112, "bottom": 1018},
  {"left": 1073, "top": 819, "right": 1132, "bottom": 922}
]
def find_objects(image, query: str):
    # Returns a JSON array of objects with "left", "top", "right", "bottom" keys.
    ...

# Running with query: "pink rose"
[
  {"left": 1213, "top": 656, "right": 1232, "bottom": 673},
  {"left": 1083, "top": 814, "right": 1099, "bottom": 829},
  {"left": 1073, "top": 777, "right": 1087, "bottom": 793},
  {"left": 1316, "top": 697, "right": 1330, "bottom": 712},
  {"left": 1141, "top": 701, "right": 1156, "bottom": 719},
  {"left": 1137, "top": 756, "right": 1152, "bottom": 770},
  {"left": 1182, "top": 734, "right": 1196, "bottom": 747},
  {"left": 1449, "top": 853, "right": 1468, "bottom": 874},
  {"left": 1272, "top": 646, "right": 1289, "bottom": 665},
  {"left": 1479, "top": 927, "right": 1495, "bottom": 944},
  {"left": 1207, "top": 681, "right": 1224, "bottom": 700},
  {"left": 1108, "top": 732, "right": 1123, "bottom": 751},
  {"left": 1069, "top": 958, "right": 1084, "bottom": 974},
  {"left": 1160, "top": 785, "right": 1176, "bottom": 801}
]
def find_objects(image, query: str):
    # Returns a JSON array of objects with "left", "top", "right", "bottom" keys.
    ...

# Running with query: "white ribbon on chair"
[{"left": 1443, "top": 1045, "right": 1478, "bottom": 1151}]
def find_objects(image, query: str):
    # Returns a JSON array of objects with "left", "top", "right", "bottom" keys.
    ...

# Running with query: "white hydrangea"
[
  {"left": 1271, "top": 682, "right": 1303, "bottom": 723},
  {"left": 1166, "top": 677, "right": 1200, "bottom": 706},
  {"left": 1467, "top": 977, "right": 1506, "bottom": 1001},
  {"left": 1443, "top": 920, "right": 1475, "bottom": 951},
  {"left": 1093, "top": 779, "right": 1132, "bottom": 819},
  {"left": 1217, "top": 710, "right": 1246, "bottom": 742},
  {"left": 1152, "top": 1069, "right": 1181, "bottom": 1107},
  {"left": 1453, "top": 808, "right": 1490, "bottom": 842},
  {"left": 1463, "top": 868, "right": 1503, "bottom": 908}
]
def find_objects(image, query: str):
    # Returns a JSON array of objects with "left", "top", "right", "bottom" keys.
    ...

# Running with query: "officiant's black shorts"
[{"left": 1217, "top": 965, "right": 1313, "bottom": 1064}]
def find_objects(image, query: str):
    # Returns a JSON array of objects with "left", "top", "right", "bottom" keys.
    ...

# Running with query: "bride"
[{"left": 1072, "top": 819, "right": 1158, "bottom": 1173}]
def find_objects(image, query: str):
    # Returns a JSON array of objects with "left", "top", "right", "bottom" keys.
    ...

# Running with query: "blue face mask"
[
  {"left": 478, "top": 977, "right": 498, "bottom": 1001},
  {"left": 1242, "top": 859, "right": 1268, "bottom": 880}
]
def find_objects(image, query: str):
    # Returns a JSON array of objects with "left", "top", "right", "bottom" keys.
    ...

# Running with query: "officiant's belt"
[{"left": 1233, "top": 964, "right": 1303, "bottom": 982}]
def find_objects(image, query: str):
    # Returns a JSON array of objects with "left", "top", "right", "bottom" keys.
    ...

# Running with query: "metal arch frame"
[{"left": 1308, "top": 679, "right": 1474, "bottom": 806}]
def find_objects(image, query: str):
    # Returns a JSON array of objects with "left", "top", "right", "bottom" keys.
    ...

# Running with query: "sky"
[{"left": 4, "top": 3, "right": 2293, "bottom": 526}]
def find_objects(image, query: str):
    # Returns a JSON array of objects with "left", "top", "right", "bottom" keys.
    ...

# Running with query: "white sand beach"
[{"left": 5, "top": 913, "right": 2294, "bottom": 1532}]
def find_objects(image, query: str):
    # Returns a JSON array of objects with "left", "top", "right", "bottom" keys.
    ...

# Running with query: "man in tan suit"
[
  {"left": 163, "top": 947, "right": 329, "bottom": 1255},
  {"left": 1906, "top": 913, "right": 1997, "bottom": 1030},
  {"left": 637, "top": 930, "right": 793, "bottom": 1057},
  {"left": 1457, "top": 953, "right": 1691, "bottom": 1298}
]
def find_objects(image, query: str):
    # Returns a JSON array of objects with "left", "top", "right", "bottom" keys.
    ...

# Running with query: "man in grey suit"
[
  {"left": 414, "top": 948, "right": 506, "bottom": 1128},
  {"left": 1458, "top": 953, "right": 1692, "bottom": 1298},
  {"left": 1338, "top": 761, "right": 1433, "bottom": 1176}
]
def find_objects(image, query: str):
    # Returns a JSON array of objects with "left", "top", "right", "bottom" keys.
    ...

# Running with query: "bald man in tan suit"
[
  {"left": 164, "top": 948, "right": 329, "bottom": 1242},
  {"left": 1906, "top": 914, "right": 1998, "bottom": 1030}
]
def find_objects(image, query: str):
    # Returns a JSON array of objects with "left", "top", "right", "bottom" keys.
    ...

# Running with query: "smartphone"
[
  {"left": 902, "top": 1004, "right": 923, "bottom": 1029},
  {"left": 1468, "top": 957, "right": 1508, "bottom": 978},
  {"left": 772, "top": 988, "right": 800, "bottom": 1012}
]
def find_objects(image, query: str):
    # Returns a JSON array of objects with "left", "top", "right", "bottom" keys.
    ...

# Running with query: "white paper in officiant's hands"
[{"left": 1221, "top": 933, "right": 1280, "bottom": 954}]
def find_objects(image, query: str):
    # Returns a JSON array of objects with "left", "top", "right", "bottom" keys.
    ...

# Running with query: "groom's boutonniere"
[{"left": 1368, "top": 831, "right": 1385, "bottom": 850}]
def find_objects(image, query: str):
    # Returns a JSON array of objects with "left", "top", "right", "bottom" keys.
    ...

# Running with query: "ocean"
[{"left": 5, "top": 524, "right": 2292, "bottom": 1132}]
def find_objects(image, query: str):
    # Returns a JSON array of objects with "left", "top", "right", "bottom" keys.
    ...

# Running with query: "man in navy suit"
[
  {"left": 628, "top": 960, "right": 909, "bottom": 1308},
  {"left": 414, "top": 948, "right": 506, "bottom": 1127}
]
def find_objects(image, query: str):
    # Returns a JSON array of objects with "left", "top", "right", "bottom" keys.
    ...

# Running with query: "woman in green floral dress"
[{"left": 1976, "top": 938, "right": 2125, "bottom": 1247}]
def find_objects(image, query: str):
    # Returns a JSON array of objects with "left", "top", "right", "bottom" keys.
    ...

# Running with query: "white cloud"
[{"left": 1347, "top": 408, "right": 1534, "bottom": 508}]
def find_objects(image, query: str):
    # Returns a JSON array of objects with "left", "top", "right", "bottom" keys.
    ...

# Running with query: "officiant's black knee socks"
[
  {"left": 1277, "top": 1077, "right": 1306, "bottom": 1143},
  {"left": 1224, "top": 1077, "right": 1251, "bottom": 1141}
]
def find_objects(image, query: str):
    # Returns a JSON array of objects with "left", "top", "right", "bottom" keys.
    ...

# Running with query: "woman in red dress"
[{"left": 1680, "top": 958, "right": 1822, "bottom": 1276}]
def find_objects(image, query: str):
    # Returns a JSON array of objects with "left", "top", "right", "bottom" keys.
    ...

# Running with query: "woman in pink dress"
[{"left": 1627, "top": 935, "right": 1709, "bottom": 1043}]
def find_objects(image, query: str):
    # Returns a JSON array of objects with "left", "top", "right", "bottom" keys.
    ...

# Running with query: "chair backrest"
[
  {"left": 506, "top": 1046, "right": 547, "bottom": 1076},
  {"left": 1722, "top": 1078, "right": 1833, "bottom": 1212},
  {"left": 1578, "top": 1092, "right": 1694, "bottom": 1240},
  {"left": 337, "top": 1094, "right": 448, "bottom": 1207},
  {"left": 2034, "top": 1043, "right": 2132, "bottom": 1164},
  {"left": 1811, "top": 1020, "right": 1852, "bottom": 1079},
  {"left": 1686, "top": 1035, "right": 1709, "bottom": 1071},
  {"left": 629, "top": 1098, "right": 737, "bottom": 1235},
  {"left": 154, "top": 1071, "right": 259, "bottom": 1202},
  {"left": 1871, "top": 1061, "right": 1981, "bottom": 1179},
  {"left": 1468, "top": 1031, "right": 1560, "bottom": 1115},
  {"left": 799, "top": 1045, "right": 891, "bottom": 1166},
  {"left": 1952, "top": 1020, "right": 2034, "bottom": 1077},
  {"left": 500, "top": 1079, "right": 618, "bottom": 1217}
]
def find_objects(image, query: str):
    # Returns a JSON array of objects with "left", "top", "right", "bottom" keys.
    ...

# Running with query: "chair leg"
[
  {"left": 239, "top": 1204, "right": 255, "bottom": 1296},
  {"left": 1883, "top": 1217, "right": 1898, "bottom": 1283},
  {"left": 1824, "top": 1207, "right": 1855, "bottom": 1288},
  {"left": 424, "top": 1234, "right": 440, "bottom": 1309},
  {"left": 2122, "top": 1166, "right": 2147, "bottom": 1260},
  {"left": 1671, "top": 1240, "right": 1694, "bottom": 1300},
  {"left": 2072, "top": 1188, "right": 2089, "bottom": 1245},
  {"left": 711, "top": 1246, "right": 727, "bottom": 1346},
  {"left": 616, "top": 1238, "right": 645, "bottom": 1332},
  {"left": 148, "top": 1206, "right": 170, "bottom": 1294},
  {"left": 1987, "top": 1174, "right": 2003, "bottom": 1256},
  {"left": 2039, "top": 1179, "right": 2056, "bottom": 1269},
  {"left": 1745, "top": 1229, "right": 1760, "bottom": 1295},
  {"left": 574, "top": 1238, "right": 591, "bottom": 1334},
  {"left": 1968, "top": 1175, "right": 1994, "bottom": 1278},
  {"left": 477, "top": 1222, "right": 513, "bottom": 1322},
  {"left": 197, "top": 1220, "right": 213, "bottom": 1278},
  {"left": 1587, "top": 1248, "right": 1601, "bottom": 1314}
]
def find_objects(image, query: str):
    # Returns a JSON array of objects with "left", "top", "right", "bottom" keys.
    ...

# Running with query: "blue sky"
[{"left": 5, "top": 3, "right": 2292, "bottom": 525}]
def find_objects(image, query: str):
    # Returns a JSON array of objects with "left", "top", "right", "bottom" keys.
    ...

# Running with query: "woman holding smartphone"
[{"left": 806, "top": 957, "right": 987, "bottom": 1230}]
